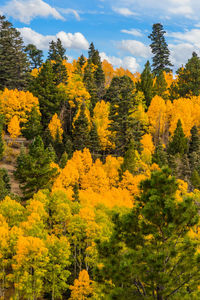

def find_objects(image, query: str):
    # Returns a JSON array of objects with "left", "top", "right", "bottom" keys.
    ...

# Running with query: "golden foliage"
[
  {"left": 7, "top": 115, "right": 21, "bottom": 139},
  {"left": 69, "top": 270, "right": 94, "bottom": 300},
  {"left": 48, "top": 113, "right": 63, "bottom": 141},
  {"left": 0, "top": 88, "right": 39, "bottom": 124}
]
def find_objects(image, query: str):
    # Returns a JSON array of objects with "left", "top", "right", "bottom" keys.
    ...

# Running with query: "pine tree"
[
  {"left": 29, "top": 60, "right": 66, "bottom": 126},
  {"left": 189, "top": 125, "right": 200, "bottom": 154},
  {"left": 15, "top": 136, "right": 58, "bottom": 199},
  {"left": 72, "top": 104, "right": 90, "bottom": 151},
  {"left": 153, "top": 71, "right": 168, "bottom": 99},
  {"left": 97, "top": 167, "right": 200, "bottom": 299},
  {"left": 148, "top": 23, "right": 173, "bottom": 76},
  {"left": 105, "top": 76, "right": 137, "bottom": 155},
  {"left": 176, "top": 52, "right": 200, "bottom": 97},
  {"left": 48, "top": 38, "right": 67, "bottom": 61},
  {"left": 24, "top": 44, "right": 43, "bottom": 69},
  {"left": 152, "top": 140, "right": 168, "bottom": 167},
  {"left": 191, "top": 169, "right": 200, "bottom": 189},
  {"left": 0, "top": 15, "right": 29, "bottom": 90},
  {"left": 137, "top": 61, "right": 153, "bottom": 108},
  {"left": 0, "top": 115, "right": 4, "bottom": 160},
  {"left": 0, "top": 168, "right": 11, "bottom": 200},
  {"left": 21, "top": 107, "right": 42, "bottom": 140},
  {"left": 89, "top": 121, "right": 101, "bottom": 157},
  {"left": 167, "top": 119, "right": 188, "bottom": 156},
  {"left": 59, "top": 152, "right": 68, "bottom": 168},
  {"left": 120, "top": 140, "right": 140, "bottom": 175}
]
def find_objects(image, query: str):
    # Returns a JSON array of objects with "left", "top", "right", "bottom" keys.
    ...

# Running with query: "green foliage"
[
  {"left": 14, "top": 136, "right": 58, "bottom": 199},
  {"left": 0, "top": 115, "right": 4, "bottom": 160},
  {"left": 152, "top": 140, "right": 168, "bottom": 167},
  {"left": 59, "top": 151, "right": 68, "bottom": 168},
  {"left": 148, "top": 23, "right": 173, "bottom": 76},
  {"left": 29, "top": 60, "right": 66, "bottom": 126},
  {"left": 48, "top": 38, "right": 67, "bottom": 61},
  {"left": 72, "top": 104, "right": 90, "bottom": 151},
  {"left": 97, "top": 168, "right": 200, "bottom": 299},
  {"left": 0, "top": 15, "right": 29, "bottom": 90},
  {"left": 89, "top": 121, "right": 101, "bottom": 157},
  {"left": 191, "top": 169, "right": 200, "bottom": 189},
  {"left": 24, "top": 43, "right": 43, "bottom": 69},
  {"left": 176, "top": 52, "right": 200, "bottom": 97},
  {"left": 105, "top": 75, "right": 137, "bottom": 155},
  {"left": 137, "top": 60, "right": 153, "bottom": 108},
  {"left": 21, "top": 107, "right": 42, "bottom": 140},
  {"left": 0, "top": 168, "right": 11, "bottom": 200},
  {"left": 120, "top": 140, "right": 140, "bottom": 175},
  {"left": 168, "top": 119, "right": 188, "bottom": 156},
  {"left": 153, "top": 70, "right": 168, "bottom": 99}
]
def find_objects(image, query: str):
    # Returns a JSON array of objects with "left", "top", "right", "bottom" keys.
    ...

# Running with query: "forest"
[{"left": 1, "top": 15, "right": 200, "bottom": 299}]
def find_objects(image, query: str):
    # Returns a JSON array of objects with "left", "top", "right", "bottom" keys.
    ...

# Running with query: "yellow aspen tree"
[
  {"left": 7, "top": 115, "right": 21, "bottom": 139},
  {"left": 69, "top": 270, "right": 94, "bottom": 300},
  {"left": 48, "top": 113, "right": 63, "bottom": 141},
  {"left": 141, "top": 133, "right": 155, "bottom": 164}
]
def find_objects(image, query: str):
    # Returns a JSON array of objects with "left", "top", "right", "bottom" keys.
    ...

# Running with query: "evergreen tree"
[
  {"left": 176, "top": 52, "right": 200, "bottom": 97},
  {"left": 0, "top": 168, "right": 11, "bottom": 200},
  {"left": 148, "top": 23, "right": 173, "bottom": 76},
  {"left": 72, "top": 104, "right": 90, "bottom": 151},
  {"left": 21, "top": 107, "right": 42, "bottom": 140},
  {"left": 178, "top": 153, "right": 191, "bottom": 182},
  {"left": 48, "top": 38, "right": 67, "bottom": 61},
  {"left": 97, "top": 168, "right": 200, "bottom": 299},
  {"left": 105, "top": 76, "right": 139, "bottom": 155},
  {"left": 24, "top": 44, "right": 43, "bottom": 69},
  {"left": 189, "top": 125, "right": 200, "bottom": 154},
  {"left": 83, "top": 59, "right": 98, "bottom": 113},
  {"left": 120, "top": 140, "right": 140, "bottom": 175},
  {"left": 0, "top": 15, "right": 29, "bottom": 90},
  {"left": 167, "top": 119, "right": 188, "bottom": 156},
  {"left": 137, "top": 60, "right": 153, "bottom": 108},
  {"left": 153, "top": 70, "right": 168, "bottom": 99},
  {"left": 29, "top": 60, "right": 66, "bottom": 126},
  {"left": 59, "top": 152, "right": 68, "bottom": 169},
  {"left": 191, "top": 169, "right": 200, "bottom": 189},
  {"left": 89, "top": 121, "right": 101, "bottom": 157},
  {"left": 152, "top": 139, "right": 168, "bottom": 167},
  {"left": 15, "top": 136, "right": 58, "bottom": 199},
  {"left": 72, "top": 183, "right": 80, "bottom": 202}
]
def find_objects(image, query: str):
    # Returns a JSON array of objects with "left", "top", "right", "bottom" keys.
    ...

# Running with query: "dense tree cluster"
[{"left": 1, "top": 16, "right": 200, "bottom": 299}]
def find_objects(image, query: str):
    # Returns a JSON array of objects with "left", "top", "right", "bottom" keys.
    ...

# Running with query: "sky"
[{"left": 1, "top": 0, "right": 200, "bottom": 73}]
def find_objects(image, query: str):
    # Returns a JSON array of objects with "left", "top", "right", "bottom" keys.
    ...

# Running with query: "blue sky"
[{"left": 1, "top": 0, "right": 200, "bottom": 73}]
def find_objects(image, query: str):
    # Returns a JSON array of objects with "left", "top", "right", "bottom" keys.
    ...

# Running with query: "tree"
[
  {"left": 72, "top": 104, "right": 90, "bottom": 151},
  {"left": 137, "top": 60, "right": 153, "bottom": 108},
  {"left": 48, "top": 38, "right": 67, "bottom": 61},
  {"left": 97, "top": 168, "right": 200, "bottom": 299},
  {"left": 7, "top": 116, "right": 21, "bottom": 140},
  {"left": 15, "top": 136, "right": 58, "bottom": 199},
  {"left": 48, "top": 113, "right": 63, "bottom": 142},
  {"left": 0, "top": 169, "right": 11, "bottom": 200},
  {"left": 21, "top": 106, "right": 42, "bottom": 140},
  {"left": 29, "top": 60, "right": 66, "bottom": 126},
  {"left": 0, "top": 15, "right": 29, "bottom": 90},
  {"left": 153, "top": 71, "right": 168, "bottom": 99},
  {"left": 168, "top": 119, "right": 188, "bottom": 156},
  {"left": 189, "top": 125, "right": 200, "bottom": 154},
  {"left": 24, "top": 43, "right": 43, "bottom": 69},
  {"left": 0, "top": 116, "right": 4, "bottom": 160},
  {"left": 148, "top": 23, "right": 173, "bottom": 76},
  {"left": 175, "top": 52, "right": 200, "bottom": 97},
  {"left": 152, "top": 140, "right": 168, "bottom": 167},
  {"left": 105, "top": 75, "right": 136, "bottom": 155},
  {"left": 89, "top": 121, "right": 101, "bottom": 157},
  {"left": 69, "top": 270, "right": 94, "bottom": 300}
]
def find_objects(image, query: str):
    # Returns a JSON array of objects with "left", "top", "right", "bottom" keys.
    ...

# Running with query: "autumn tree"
[
  {"left": 69, "top": 270, "right": 94, "bottom": 300},
  {"left": 0, "top": 169, "right": 11, "bottom": 200},
  {"left": 97, "top": 168, "right": 200, "bottom": 299},
  {"left": 48, "top": 113, "right": 63, "bottom": 142},
  {"left": 0, "top": 116, "right": 4, "bottom": 160},
  {"left": 0, "top": 15, "right": 29, "bottom": 90},
  {"left": 7, "top": 115, "right": 21, "bottom": 139},
  {"left": 153, "top": 70, "right": 168, "bottom": 99},
  {"left": 148, "top": 23, "right": 173, "bottom": 76}
]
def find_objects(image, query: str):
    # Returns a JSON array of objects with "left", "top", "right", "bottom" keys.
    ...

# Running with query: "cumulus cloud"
[
  {"left": 117, "top": 40, "right": 151, "bottom": 58},
  {"left": 169, "top": 43, "right": 200, "bottom": 68},
  {"left": 121, "top": 29, "right": 143, "bottom": 37},
  {"left": 0, "top": 0, "right": 64, "bottom": 24},
  {"left": 100, "top": 52, "right": 139, "bottom": 73},
  {"left": 112, "top": 7, "right": 138, "bottom": 16},
  {"left": 168, "top": 29, "right": 200, "bottom": 47},
  {"left": 18, "top": 27, "right": 89, "bottom": 50}
]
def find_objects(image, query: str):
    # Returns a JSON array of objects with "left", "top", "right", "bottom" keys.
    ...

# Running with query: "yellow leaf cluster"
[
  {"left": 69, "top": 270, "right": 94, "bottom": 300},
  {"left": 48, "top": 113, "right": 63, "bottom": 141},
  {"left": 7, "top": 115, "right": 21, "bottom": 139},
  {"left": 0, "top": 88, "right": 39, "bottom": 124}
]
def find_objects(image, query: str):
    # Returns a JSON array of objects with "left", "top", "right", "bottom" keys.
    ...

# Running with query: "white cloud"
[
  {"left": 121, "top": 29, "right": 143, "bottom": 37},
  {"left": 117, "top": 40, "right": 151, "bottom": 58},
  {"left": 58, "top": 8, "right": 80, "bottom": 21},
  {"left": 168, "top": 29, "right": 200, "bottom": 47},
  {"left": 100, "top": 52, "right": 139, "bottom": 73},
  {"left": 112, "top": 7, "right": 138, "bottom": 16},
  {"left": 169, "top": 43, "right": 199, "bottom": 68},
  {"left": 110, "top": 0, "right": 200, "bottom": 19},
  {"left": 18, "top": 27, "right": 89, "bottom": 50},
  {"left": 0, "top": 0, "right": 64, "bottom": 24}
]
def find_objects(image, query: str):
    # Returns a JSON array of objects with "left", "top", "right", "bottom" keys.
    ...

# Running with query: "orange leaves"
[
  {"left": 7, "top": 115, "right": 21, "bottom": 139},
  {"left": 48, "top": 113, "right": 63, "bottom": 141},
  {"left": 69, "top": 270, "right": 94, "bottom": 300},
  {"left": 0, "top": 88, "right": 39, "bottom": 124}
]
